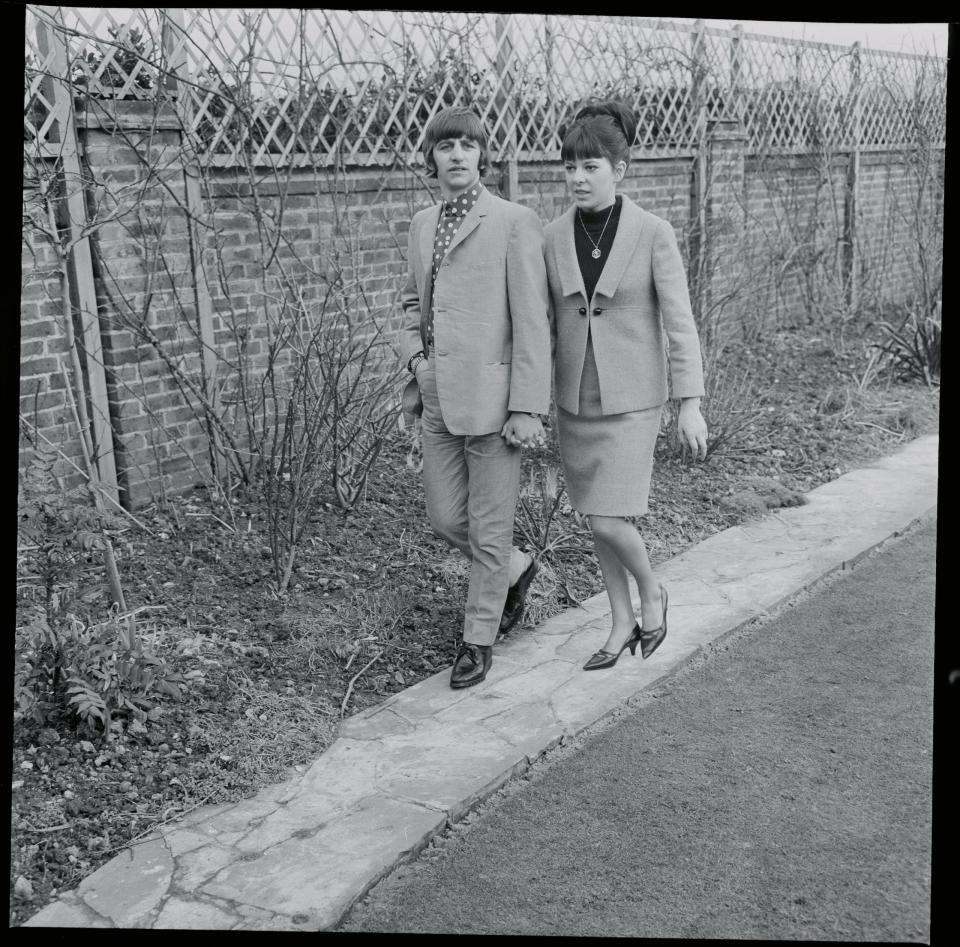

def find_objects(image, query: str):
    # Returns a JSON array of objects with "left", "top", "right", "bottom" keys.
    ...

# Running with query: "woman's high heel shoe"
[
  {"left": 638, "top": 585, "right": 668, "bottom": 659},
  {"left": 583, "top": 624, "right": 641, "bottom": 670}
]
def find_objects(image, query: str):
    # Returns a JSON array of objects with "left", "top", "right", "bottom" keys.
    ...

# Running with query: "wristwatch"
[{"left": 407, "top": 351, "right": 426, "bottom": 374}]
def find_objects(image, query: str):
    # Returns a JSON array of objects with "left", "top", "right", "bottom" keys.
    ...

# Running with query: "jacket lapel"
[
  {"left": 418, "top": 203, "right": 441, "bottom": 316},
  {"left": 593, "top": 194, "right": 645, "bottom": 300},
  {"left": 555, "top": 205, "right": 587, "bottom": 300},
  {"left": 445, "top": 186, "right": 490, "bottom": 256}
]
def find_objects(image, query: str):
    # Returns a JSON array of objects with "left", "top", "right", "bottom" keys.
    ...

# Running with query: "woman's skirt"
[{"left": 557, "top": 335, "right": 662, "bottom": 517}]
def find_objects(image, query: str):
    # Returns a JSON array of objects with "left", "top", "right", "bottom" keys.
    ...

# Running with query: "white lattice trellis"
[{"left": 24, "top": 8, "right": 948, "bottom": 167}]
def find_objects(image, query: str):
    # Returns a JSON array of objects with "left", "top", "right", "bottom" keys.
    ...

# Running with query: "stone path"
[{"left": 23, "top": 434, "right": 938, "bottom": 930}]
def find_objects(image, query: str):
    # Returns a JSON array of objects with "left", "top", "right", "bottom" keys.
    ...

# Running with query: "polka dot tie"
[{"left": 428, "top": 186, "right": 482, "bottom": 347}]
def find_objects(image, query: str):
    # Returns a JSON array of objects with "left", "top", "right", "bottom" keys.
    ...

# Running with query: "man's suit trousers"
[{"left": 419, "top": 365, "right": 521, "bottom": 647}]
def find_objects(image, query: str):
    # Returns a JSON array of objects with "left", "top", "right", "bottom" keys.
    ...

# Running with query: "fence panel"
[{"left": 25, "top": 8, "right": 947, "bottom": 166}]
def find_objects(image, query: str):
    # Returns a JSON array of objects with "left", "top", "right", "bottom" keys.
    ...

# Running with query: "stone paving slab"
[{"left": 23, "top": 434, "right": 938, "bottom": 930}]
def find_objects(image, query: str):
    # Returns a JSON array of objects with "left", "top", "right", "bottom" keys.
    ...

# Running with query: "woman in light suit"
[{"left": 544, "top": 101, "right": 708, "bottom": 670}]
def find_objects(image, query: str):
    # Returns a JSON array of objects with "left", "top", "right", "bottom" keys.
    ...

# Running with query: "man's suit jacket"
[
  {"left": 400, "top": 187, "right": 552, "bottom": 435},
  {"left": 544, "top": 194, "right": 705, "bottom": 416}
]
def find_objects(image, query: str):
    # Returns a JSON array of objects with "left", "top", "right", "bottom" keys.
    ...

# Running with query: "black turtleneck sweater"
[{"left": 573, "top": 195, "right": 623, "bottom": 300}]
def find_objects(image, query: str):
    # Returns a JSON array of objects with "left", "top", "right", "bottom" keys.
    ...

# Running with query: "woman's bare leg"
[
  {"left": 588, "top": 515, "right": 664, "bottom": 635},
  {"left": 592, "top": 532, "right": 638, "bottom": 654}
]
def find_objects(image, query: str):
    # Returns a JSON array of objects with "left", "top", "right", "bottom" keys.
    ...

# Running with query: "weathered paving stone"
[
  {"left": 372, "top": 717, "right": 528, "bottom": 814},
  {"left": 233, "top": 902, "right": 303, "bottom": 929},
  {"left": 199, "top": 795, "right": 446, "bottom": 930},
  {"left": 22, "top": 890, "right": 112, "bottom": 928},
  {"left": 77, "top": 837, "right": 173, "bottom": 928},
  {"left": 234, "top": 793, "right": 359, "bottom": 854},
  {"left": 162, "top": 828, "right": 215, "bottom": 859},
  {"left": 442, "top": 757, "right": 534, "bottom": 823},
  {"left": 481, "top": 699, "right": 565, "bottom": 761},
  {"left": 355, "top": 671, "right": 474, "bottom": 721},
  {"left": 526, "top": 603, "right": 608, "bottom": 637},
  {"left": 165, "top": 800, "right": 234, "bottom": 831},
  {"left": 548, "top": 665, "right": 661, "bottom": 735},
  {"left": 153, "top": 896, "right": 237, "bottom": 929},
  {"left": 483, "top": 659, "right": 580, "bottom": 702},
  {"left": 173, "top": 843, "right": 241, "bottom": 891},
  {"left": 553, "top": 631, "right": 604, "bottom": 663},
  {"left": 199, "top": 782, "right": 289, "bottom": 834},
  {"left": 231, "top": 914, "right": 305, "bottom": 931},
  {"left": 276, "top": 738, "right": 379, "bottom": 805},
  {"left": 337, "top": 707, "right": 416, "bottom": 740},
  {"left": 499, "top": 628, "right": 584, "bottom": 664},
  {"left": 430, "top": 689, "right": 512, "bottom": 726}
]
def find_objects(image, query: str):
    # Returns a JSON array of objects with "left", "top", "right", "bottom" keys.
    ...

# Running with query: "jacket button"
[
  {"left": 578, "top": 307, "right": 587, "bottom": 315},
  {"left": 593, "top": 307, "right": 603, "bottom": 315}
]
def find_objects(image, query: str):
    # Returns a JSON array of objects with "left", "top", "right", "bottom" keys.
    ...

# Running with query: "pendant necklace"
[{"left": 578, "top": 203, "right": 615, "bottom": 259}]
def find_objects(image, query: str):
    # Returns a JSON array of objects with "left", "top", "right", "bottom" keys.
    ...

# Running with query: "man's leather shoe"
[
  {"left": 450, "top": 642, "right": 493, "bottom": 689},
  {"left": 499, "top": 557, "right": 539, "bottom": 633}
]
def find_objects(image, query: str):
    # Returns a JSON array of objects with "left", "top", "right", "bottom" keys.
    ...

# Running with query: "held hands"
[
  {"left": 422, "top": 358, "right": 546, "bottom": 447},
  {"left": 415, "top": 361, "right": 543, "bottom": 450},
  {"left": 501, "top": 413, "right": 545, "bottom": 449},
  {"left": 677, "top": 399, "right": 708, "bottom": 461}
]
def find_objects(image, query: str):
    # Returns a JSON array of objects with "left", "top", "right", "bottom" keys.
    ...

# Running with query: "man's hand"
[
  {"left": 414, "top": 356, "right": 430, "bottom": 381},
  {"left": 501, "top": 413, "right": 544, "bottom": 449}
]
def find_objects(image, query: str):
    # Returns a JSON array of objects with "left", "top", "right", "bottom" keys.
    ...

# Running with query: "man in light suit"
[{"left": 400, "top": 106, "right": 551, "bottom": 689}]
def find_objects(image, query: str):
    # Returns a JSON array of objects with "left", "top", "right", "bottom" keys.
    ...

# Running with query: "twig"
[
  {"left": 377, "top": 642, "right": 420, "bottom": 654},
  {"left": 101, "top": 792, "right": 216, "bottom": 855},
  {"left": 18, "top": 822, "right": 73, "bottom": 834},
  {"left": 18, "top": 415, "right": 153, "bottom": 535},
  {"left": 184, "top": 511, "right": 237, "bottom": 533},
  {"left": 340, "top": 650, "right": 383, "bottom": 718},
  {"left": 853, "top": 420, "right": 905, "bottom": 437},
  {"left": 60, "top": 361, "right": 127, "bottom": 613},
  {"left": 84, "top": 604, "right": 165, "bottom": 631}
]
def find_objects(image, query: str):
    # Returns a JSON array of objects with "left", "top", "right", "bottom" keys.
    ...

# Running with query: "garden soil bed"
[{"left": 11, "top": 324, "right": 938, "bottom": 925}]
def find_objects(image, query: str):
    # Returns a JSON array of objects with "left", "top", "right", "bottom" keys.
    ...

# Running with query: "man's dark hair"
[
  {"left": 560, "top": 99, "right": 638, "bottom": 169},
  {"left": 422, "top": 106, "right": 491, "bottom": 178}
]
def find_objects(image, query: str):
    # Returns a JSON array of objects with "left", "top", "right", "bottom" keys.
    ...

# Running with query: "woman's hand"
[
  {"left": 501, "top": 413, "right": 545, "bottom": 449},
  {"left": 677, "top": 398, "right": 708, "bottom": 461}
]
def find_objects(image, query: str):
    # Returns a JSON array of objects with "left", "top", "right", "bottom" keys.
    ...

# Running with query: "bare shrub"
[{"left": 261, "top": 289, "right": 400, "bottom": 594}]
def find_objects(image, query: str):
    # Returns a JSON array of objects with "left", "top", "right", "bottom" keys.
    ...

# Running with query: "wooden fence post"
[
  {"left": 162, "top": 7, "right": 223, "bottom": 485},
  {"left": 35, "top": 10, "right": 120, "bottom": 506},
  {"left": 729, "top": 24, "right": 743, "bottom": 110},
  {"left": 843, "top": 41, "right": 862, "bottom": 311},
  {"left": 494, "top": 13, "right": 519, "bottom": 201},
  {"left": 543, "top": 14, "right": 556, "bottom": 155},
  {"left": 703, "top": 117, "right": 747, "bottom": 338},
  {"left": 688, "top": 19, "right": 709, "bottom": 321}
]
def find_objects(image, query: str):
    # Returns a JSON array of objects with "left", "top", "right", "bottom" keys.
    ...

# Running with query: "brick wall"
[
  {"left": 741, "top": 153, "right": 851, "bottom": 329},
  {"left": 516, "top": 156, "right": 694, "bottom": 231},
  {"left": 20, "top": 216, "right": 86, "bottom": 484},
  {"left": 20, "top": 102, "right": 943, "bottom": 508},
  {"left": 855, "top": 149, "right": 945, "bottom": 310},
  {"left": 82, "top": 107, "right": 206, "bottom": 504},
  {"left": 738, "top": 148, "right": 943, "bottom": 331}
]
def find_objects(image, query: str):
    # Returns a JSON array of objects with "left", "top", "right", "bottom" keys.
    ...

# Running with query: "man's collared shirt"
[{"left": 427, "top": 183, "right": 483, "bottom": 347}]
